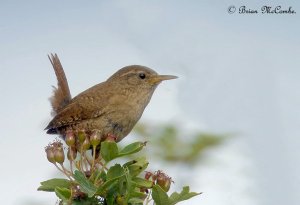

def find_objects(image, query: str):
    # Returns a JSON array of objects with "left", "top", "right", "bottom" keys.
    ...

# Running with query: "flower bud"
[
  {"left": 52, "top": 139, "right": 64, "bottom": 149},
  {"left": 145, "top": 171, "right": 153, "bottom": 180},
  {"left": 65, "top": 130, "right": 75, "bottom": 146},
  {"left": 155, "top": 171, "right": 172, "bottom": 192},
  {"left": 45, "top": 146, "right": 55, "bottom": 163},
  {"left": 46, "top": 139, "right": 64, "bottom": 164},
  {"left": 152, "top": 174, "right": 157, "bottom": 181},
  {"left": 67, "top": 147, "right": 77, "bottom": 160},
  {"left": 90, "top": 130, "right": 101, "bottom": 146},
  {"left": 116, "top": 195, "right": 125, "bottom": 205},
  {"left": 157, "top": 177, "right": 171, "bottom": 192},
  {"left": 54, "top": 147, "right": 65, "bottom": 164},
  {"left": 105, "top": 133, "right": 117, "bottom": 142},
  {"left": 82, "top": 137, "right": 90, "bottom": 151},
  {"left": 78, "top": 130, "right": 86, "bottom": 143}
]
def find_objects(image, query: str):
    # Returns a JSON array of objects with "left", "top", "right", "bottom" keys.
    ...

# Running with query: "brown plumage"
[
  {"left": 45, "top": 54, "right": 177, "bottom": 142},
  {"left": 48, "top": 54, "right": 72, "bottom": 116}
]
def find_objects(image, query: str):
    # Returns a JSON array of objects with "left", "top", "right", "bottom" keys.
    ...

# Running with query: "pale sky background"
[{"left": 0, "top": 1, "right": 299, "bottom": 205}]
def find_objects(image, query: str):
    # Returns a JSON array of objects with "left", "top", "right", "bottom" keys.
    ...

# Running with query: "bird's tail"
[{"left": 48, "top": 53, "right": 72, "bottom": 116}]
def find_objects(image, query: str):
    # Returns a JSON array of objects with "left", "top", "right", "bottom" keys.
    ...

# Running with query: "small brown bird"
[{"left": 45, "top": 54, "right": 177, "bottom": 142}]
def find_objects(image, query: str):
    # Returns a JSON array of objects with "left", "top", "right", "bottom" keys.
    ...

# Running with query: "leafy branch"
[{"left": 38, "top": 130, "right": 200, "bottom": 204}]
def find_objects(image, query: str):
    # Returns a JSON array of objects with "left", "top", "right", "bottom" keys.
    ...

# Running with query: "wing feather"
[{"left": 45, "top": 82, "right": 110, "bottom": 130}]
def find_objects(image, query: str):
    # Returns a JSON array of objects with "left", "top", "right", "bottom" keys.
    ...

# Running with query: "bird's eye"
[{"left": 139, "top": 73, "right": 146, "bottom": 79}]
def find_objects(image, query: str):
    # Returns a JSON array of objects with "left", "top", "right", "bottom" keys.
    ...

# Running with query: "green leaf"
[
  {"left": 106, "top": 193, "right": 115, "bottom": 205},
  {"left": 152, "top": 185, "right": 170, "bottom": 205},
  {"left": 118, "top": 141, "right": 146, "bottom": 157},
  {"left": 169, "top": 186, "right": 201, "bottom": 205},
  {"left": 128, "top": 197, "right": 144, "bottom": 204},
  {"left": 97, "top": 164, "right": 125, "bottom": 194},
  {"left": 133, "top": 177, "right": 153, "bottom": 188},
  {"left": 55, "top": 187, "right": 71, "bottom": 201},
  {"left": 37, "top": 178, "right": 71, "bottom": 192},
  {"left": 107, "top": 164, "right": 125, "bottom": 180},
  {"left": 130, "top": 190, "right": 147, "bottom": 199},
  {"left": 97, "top": 178, "right": 119, "bottom": 195},
  {"left": 73, "top": 170, "right": 97, "bottom": 197},
  {"left": 72, "top": 197, "right": 101, "bottom": 205},
  {"left": 94, "top": 170, "right": 106, "bottom": 183},
  {"left": 127, "top": 188, "right": 147, "bottom": 205},
  {"left": 100, "top": 141, "right": 119, "bottom": 162},
  {"left": 123, "top": 157, "right": 149, "bottom": 177},
  {"left": 124, "top": 168, "right": 134, "bottom": 202}
]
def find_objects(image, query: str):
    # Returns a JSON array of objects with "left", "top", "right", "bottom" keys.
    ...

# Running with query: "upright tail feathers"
[{"left": 48, "top": 53, "right": 72, "bottom": 116}]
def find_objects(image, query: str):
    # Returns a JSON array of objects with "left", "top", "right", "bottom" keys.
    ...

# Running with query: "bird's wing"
[
  {"left": 45, "top": 83, "right": 113, "bottom": 130},
  {"left": 45, "top": 101, "right": 102, "bottom": 130},
  {"left": 48, "top": 53, "right": 72, "bottom": 115}
]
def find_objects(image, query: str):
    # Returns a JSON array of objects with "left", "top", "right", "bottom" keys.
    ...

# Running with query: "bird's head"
[{"left": 107, "top": 65, "right": 177, "bottom": 90}]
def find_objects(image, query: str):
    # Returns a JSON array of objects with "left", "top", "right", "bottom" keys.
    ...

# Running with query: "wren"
[{"left": 45, "top": 54, "right": 177, "bottom": 141}]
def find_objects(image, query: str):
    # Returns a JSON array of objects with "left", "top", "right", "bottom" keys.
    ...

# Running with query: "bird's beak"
[{"left": 149, "top": 75, "right": 178, "bottom": 85}]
